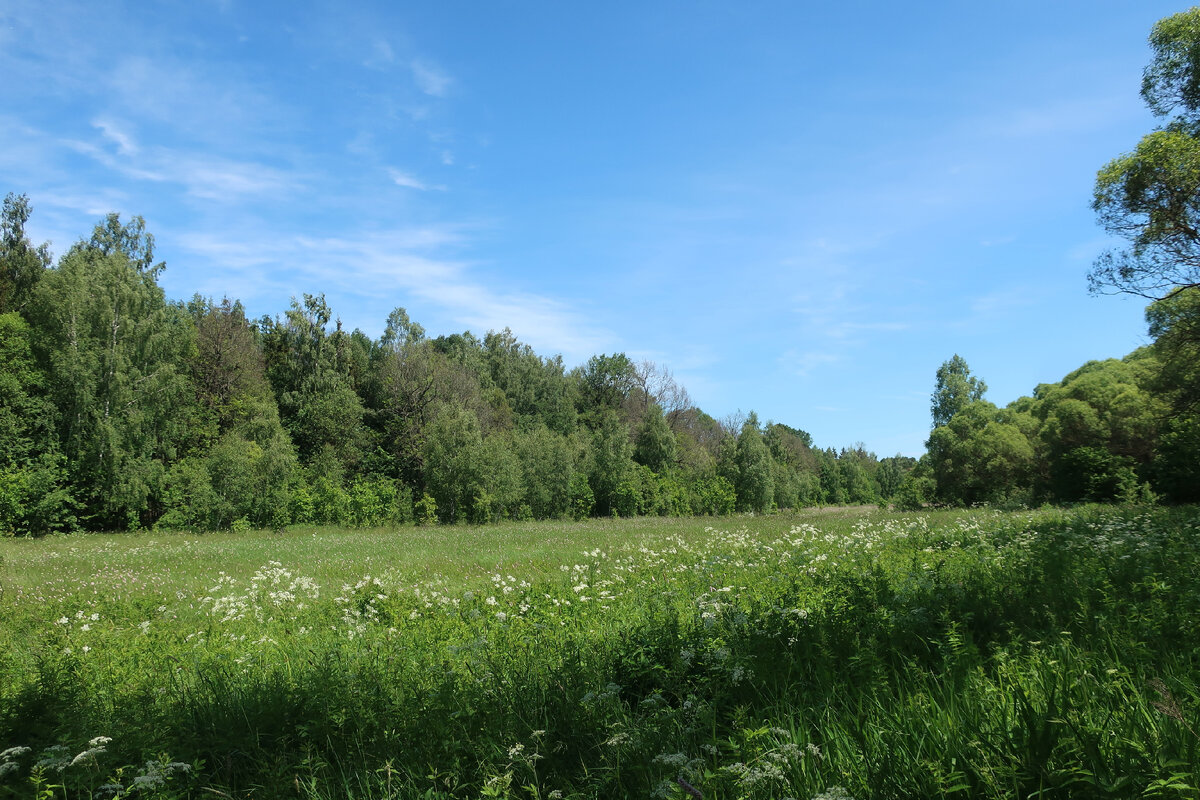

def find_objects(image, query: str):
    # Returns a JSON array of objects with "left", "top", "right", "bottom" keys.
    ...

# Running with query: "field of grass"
[{"left": 1, "top": 506, "right": 1199, "bottom": 800}]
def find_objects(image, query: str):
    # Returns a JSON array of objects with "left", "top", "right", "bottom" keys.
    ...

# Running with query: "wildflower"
[
  {"left": 812, "top": 788, "right": 856, "bottom": 800},
  {"left": 36, "top": 745, "right": 71, "bottom": 773}
]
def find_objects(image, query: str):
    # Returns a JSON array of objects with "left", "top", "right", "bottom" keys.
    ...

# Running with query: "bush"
[
  {"left": 893, "top": 475, "right": 934, "bottom": 511},
  {"left": 693, "top": 475, "right": 736, "bottom": 515},
  {"left": 414, "top": 493, "right": 438, "bottom": 526}
]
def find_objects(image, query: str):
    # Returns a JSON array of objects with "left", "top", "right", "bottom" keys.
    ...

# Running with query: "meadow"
[{"left": 1, "top": 506, "right": 1199, "bottom": 800}]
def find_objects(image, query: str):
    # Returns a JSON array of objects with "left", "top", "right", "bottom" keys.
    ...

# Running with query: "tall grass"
[{"left": 1, "top": 506, "right": 1198, "bottom": 799}]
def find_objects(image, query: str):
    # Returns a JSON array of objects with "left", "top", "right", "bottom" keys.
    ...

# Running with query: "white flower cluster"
[{"left": 200, "top": 562, "right": 321, "bottom": 623}]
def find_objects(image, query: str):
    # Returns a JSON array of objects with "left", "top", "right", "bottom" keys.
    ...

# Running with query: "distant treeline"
[
  {"left": 4, "top": 194, "right": 1196, "bottom": 534},
  {"left": 1, "top": 195, "right": 919, "bottom": 534}
]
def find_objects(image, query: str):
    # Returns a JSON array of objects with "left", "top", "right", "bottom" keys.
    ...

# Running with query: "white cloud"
[
  {"left": 93, "top": 117, "right": 138, "bottom": 156},
  {"left": 387, "top": 168, "right": 444, "bottom": 191},
  {"left": 105, "top": 54, "right": 287, "bottom": 146},
  {"left": 68, "top": 121, "right": 299, "bottom": 199},
  {"left": 301, "top": 232, "right": 605, "bottom": 359},
  {"left": 411, "top": 59, "right": 452, "bottom": 97},
  {"left": 39, "top": 189, "right": 129, "bottom": 218},
  {"left": 173, "top": 224, "right": 611, "bottom": 362}
]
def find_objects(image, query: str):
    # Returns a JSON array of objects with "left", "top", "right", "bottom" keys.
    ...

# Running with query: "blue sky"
[{"left": 1, "top": 1, "right": 1185, "bottom": 456}]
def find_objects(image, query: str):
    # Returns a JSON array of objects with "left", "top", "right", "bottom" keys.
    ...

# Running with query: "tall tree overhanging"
[
  {"left": 1093, "top": 8, "right": 1200, "bottom": 436},
  {"left": 1091, "top": 9, "right": 1200, "bottom": 301}
]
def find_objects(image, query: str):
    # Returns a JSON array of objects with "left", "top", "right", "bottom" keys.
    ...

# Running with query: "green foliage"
[
  {"left": 484, "top": 327, "right": 576, "bottom": 434},
  {"left": 734, "top": 412, "right": 773, "bottom": 512},
  {"left": 1154, "top": 414, "right": 1200, "bottom": 502},
  {"left": 349, "top": 477, "right": 413, "bottom": 527},
  {"left": 511, "top": 425, "right": 575, "bottom": 518},
  {"left": 310, "top": 476, "right": 351, "bottom": 525},
  {"left": 1034, "top": 355, "right": 1162, "bottom": 502},
  {"left": 874, "top": 455, "right": 915, "bottom": 500},
  {"left": 0, "top": 313, "right": 76, "bottom": 534},
  {"left": 263, "top": 294, "right": 367, "bottom": 473},
  {"left": 421, "top": 406, "right": 523, "bottom": 524},
  {"left": 1092, "top": 10, "right": 1200, "bottom": 441},
  {"left": 576, "top": 352, "right": 635, "bottom": 422},
  {"left": 1143, "top": 7, "right": 1200, "bottom": 120},
  {"left": 0, "top": 197, "right": 927, "bottom": 531},
  {"left": 632, "top": 406, "right": 677, "bottom": 474},
  {"left": 29, "top": 216, "right": 196, "bottom": 530},
  {"left": 693, "top": 474, "right": 736, "bottom": 515},
  {"left": 1089, "top": 91, "right": 1200, "bottom": 465},
  {"left": 586, "top": 409, "right": 633, "bottom": 516},
  {"left": 568, "top": 472, "right": 594, "bottom": 520},
  {"left": 892, "top": 473, "right": 933, "bottom": 510},
  {"left": 0, "top": 193, "right": 50, "bottom": 314},
  {"left": 931, "top": 354, "right": 987, "bottom": 428},
  {"left": 837, "top": 448, "right": 878, "bottom": 505},
  {"left": 927, "top": 400, "right": 1036, "bottom": 506},
  {"left": 1147, "top": 287, "right": 1200, "bottom": 419},
  {"left": 414, "top": 492, "right": 438, "bottom": 526}
]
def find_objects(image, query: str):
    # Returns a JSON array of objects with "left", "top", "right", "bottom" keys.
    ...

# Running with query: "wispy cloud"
[
  {"left": 39, "top": 189, "right": 130, "bottom": 218},
  {"left": 387, "top": 167, "right": 444, "bottom": 191},
  {"left": 106, "top": 55, "right": 285, "bottom": 144},
  {"left": 176, "top": 226, "right": 610, "bottom": 362},
  {"left": 93, "top": 117, "right": 138, "bottom": 156},
  {"left": 368, "top": 38, "right": 395, "bottom": 67},
  {"left": 299, "top": 233, "right": 607, "bottom": 359},
  {"left": 411, "top": 59, "right": 451, "bottom": 97},
  {"left": 67, "top": 120, "right": 299, "bottom": 199}
]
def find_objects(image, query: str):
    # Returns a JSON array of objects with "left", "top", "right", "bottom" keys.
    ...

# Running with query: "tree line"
[
  {"left": 0, "top": 199, "right": 916, "bottom": 534},
  {"left": 917, "top": 8, "right": 1200, "bottom": 509}
]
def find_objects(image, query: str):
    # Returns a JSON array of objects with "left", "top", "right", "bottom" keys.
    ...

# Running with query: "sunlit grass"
[{"left": 1, "top": 505, "right": 1197, "bottom": 799}]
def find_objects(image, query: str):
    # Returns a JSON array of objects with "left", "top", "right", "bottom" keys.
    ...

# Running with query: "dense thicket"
[
  {"left": 0, "top": 200, "right": 919, "bottom": 533},
  {"left": 920, "top": 349, "right": 1194, "bottom": 507}
]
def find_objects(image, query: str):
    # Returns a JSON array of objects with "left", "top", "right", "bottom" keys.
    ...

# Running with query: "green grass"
[{"left": 1, "top": 506, "right": 1198, "bottom": 799}]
